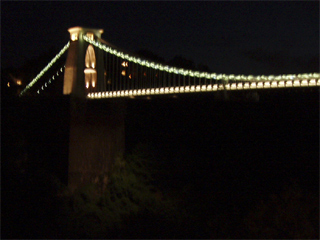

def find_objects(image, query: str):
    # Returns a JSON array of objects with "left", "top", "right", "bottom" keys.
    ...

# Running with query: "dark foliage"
[{"left": 2, "top": 89, "right": 319, "bottom": 239}]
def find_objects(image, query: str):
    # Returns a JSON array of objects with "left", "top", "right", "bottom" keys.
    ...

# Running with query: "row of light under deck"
[{"left": 87, "top": 78, "right": 320, "bottom": 99}]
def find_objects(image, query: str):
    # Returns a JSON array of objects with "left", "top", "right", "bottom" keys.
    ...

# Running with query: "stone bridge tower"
[{"left": 63, "top": 27, "right": 125, "bottom": 192}]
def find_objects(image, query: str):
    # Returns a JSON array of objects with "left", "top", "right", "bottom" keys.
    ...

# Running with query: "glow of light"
[
  {"left": 218, "top": 84, "right": 224, "bottom": 90},
  {"left": 264, "top": 82, "right": 270, "bottom": 88},
  {"left": 71, "top": 33, "right": 78, "bottom": 41},
  {"left": 293, "top": 80, "right": 300, "bottom": 87},
  {"left": 86, "top": 82, "right": 89, "bottom": 88},
  {"left": 207, "top": 85, "right": 212, "bottom": 90},
  {"left": 16, "top": 80, "right": 22, "bottom": 85},
  {"left": 250, "top": 82, "right": 257, "bottom": 88},
  {"left": 122, "top": 61, "right": 128, "bottom": 67},
  {"left": 231, "top": 83, "right": 237, "bottom": 90},
  {"left": 301, "top": 80, "right": 308, "bottom": 86},
  {"left": 271, "top": 81, "right": 278, "bottom": 88},
  {"left": 278, "top": 81, "right": 285, "bottom": 87},
  {"left": 243, "top": 83, "right": 250, "bottom": 89},
  {"left": 7, "top": 82, "right": 10, "bottom": 87},
  {"left": 201, "top": 85, "right": 206, "bottom": 91},
  {"left": 129, "top": 74, "right": 132, "bottom": 79},
  {"left": 309, "top": 79, "right": 316, "bottom": 86},
  {"left": 237, "top": 83, "right": 243, "bottom": 89},
  {"left": 165, "top": 88, "right": 169, "bottom": 93},
  {"left": 86, "top": 32, "right": 94, "bottom": 41},
  {"left": 84, "top": 68, "right": 96, "bottom": 74},
  {"left": 92, "top": 81, "right": 96, "bottom": 88},
  {"left": 286, "top": 81, "right": 293, "bottom": 87},
  {"left": 196, "top": 86, "right": 201, "bottom": 91},
  {"left": 257, "top": 82, "right": 263, "bottom": 88},
  {"left": 312, "top": 73, "right": 319, "bottom": 78},
  {"left": 122, "top": 70, "right": 126, "bottom": 76}
]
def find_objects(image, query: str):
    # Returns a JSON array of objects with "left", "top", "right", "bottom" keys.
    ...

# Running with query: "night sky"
[
  {"left": 2, "top": 1, "right": 319, "bottom": 75},
  {"left": 2, "top": 2, "right": 319, "bottom": 239}
]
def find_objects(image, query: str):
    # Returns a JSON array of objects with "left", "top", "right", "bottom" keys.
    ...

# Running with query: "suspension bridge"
[
  {"left": 17, "top": 27, "right": 319, "bottom": 191},
  {"left": 19, "top": 26, "right": 320, "bottom": 98}
]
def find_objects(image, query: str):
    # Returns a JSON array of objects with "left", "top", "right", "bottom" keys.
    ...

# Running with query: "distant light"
[
  {"left": 122, "top": 61, "right": 128, "bottom": 67},
  {"left": 122, "top": 70, "right": 126, "bottom": 76},
  {"left": 7, "top": 82, "right": 10, "bottom": 87},
  {"left": 129, "top": 74, "right": 132, "bottom": 79},
  {"left": 16, "top": 80, "right": 22, "bottom": 85}
]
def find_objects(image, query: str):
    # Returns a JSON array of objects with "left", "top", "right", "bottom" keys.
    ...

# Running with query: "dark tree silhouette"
[
  {"left": 167, "top": 55, "right": 196, "bottom": 70},
  {"left": 134, "top": 49, "right": 166, "bottom": 64}
]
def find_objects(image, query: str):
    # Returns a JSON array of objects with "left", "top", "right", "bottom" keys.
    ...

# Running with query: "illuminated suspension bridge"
[
  {"left": 17, "top": 27, "right": 320, "bottom": 191},
  {"left": 20, "top": 27, "right": 320, "bottom": 98}
]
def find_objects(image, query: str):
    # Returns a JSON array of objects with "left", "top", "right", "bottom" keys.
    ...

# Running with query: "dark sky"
[{"left": 2, "top": 1, "right": 319, "bottom": 75}]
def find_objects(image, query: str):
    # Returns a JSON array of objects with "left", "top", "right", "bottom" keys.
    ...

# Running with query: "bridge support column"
[{"left": 67, "top": 97, "right": 126, "bottom": 192}]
